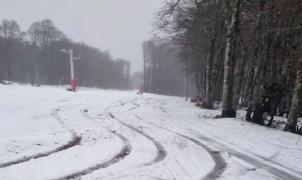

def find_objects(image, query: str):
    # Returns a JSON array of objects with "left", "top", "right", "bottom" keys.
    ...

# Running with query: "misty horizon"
[{"left": 0, "top": 0, "right": 163, "bottom": 73}]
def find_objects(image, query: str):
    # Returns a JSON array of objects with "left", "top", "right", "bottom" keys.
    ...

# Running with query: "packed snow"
[{"left": 0, "top": 84, "right": 302, "bottom": 180}]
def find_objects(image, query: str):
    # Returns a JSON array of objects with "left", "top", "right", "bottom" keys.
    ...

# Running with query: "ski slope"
[{"left": 0, "top": 84, "right": 302, "bottom": 180}]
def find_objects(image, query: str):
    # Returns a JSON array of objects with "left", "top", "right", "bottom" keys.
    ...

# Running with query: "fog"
[
  {"left": 0, "top": 0, "right": 190, "bottom": 96},
  {"left": 0, "top": 0, "right": 163, "bottom": 73}
]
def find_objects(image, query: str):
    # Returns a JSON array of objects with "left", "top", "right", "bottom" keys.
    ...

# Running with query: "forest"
[
  {"left": 0, "top": 19, "right": 131, "bottom": 89},
  {"left": 142, "top": 37, "right": 188, "bottom": 96},
  {"left": 148, "top": 0, "right": 302, "bottom": 134}
]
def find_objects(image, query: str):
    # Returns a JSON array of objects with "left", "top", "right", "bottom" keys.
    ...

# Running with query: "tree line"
[
  {"left": 142, "top": 36, "right": 188, "bottom": 96},
  {"left": 155, "top": 0, "right": 302, "bottom": 133},
  {"left": 0, "top": 19, "right": 130, "bottom": 89}
]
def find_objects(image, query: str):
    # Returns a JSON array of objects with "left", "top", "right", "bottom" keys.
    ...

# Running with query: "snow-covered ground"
[{"left": 0, "top": 84, "right": 301, "bottom": 180}]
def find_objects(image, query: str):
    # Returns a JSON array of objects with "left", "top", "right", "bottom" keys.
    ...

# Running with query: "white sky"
[{"left": 0, "top": 0, "right": 164, "bottom": 73}]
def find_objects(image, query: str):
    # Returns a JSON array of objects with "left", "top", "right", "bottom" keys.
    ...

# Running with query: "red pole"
[{"left": 71, "top": 79, "right": 77, "bottom": 92}]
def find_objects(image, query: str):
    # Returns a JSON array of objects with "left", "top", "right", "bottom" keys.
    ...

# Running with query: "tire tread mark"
[
  {"left": 195, "top": 133, "right": 302, "bottom": 180},
  {"left": 55, "top": 132, "right": 131, "bottom": 180},
  {"left": 0, "top": 109, "right": 82, "bottom": 169},
  {"left": 109, "top": 113, "right": 167, "bottom": 166},
  {"left": 133, "top": 115, "right": 226, "bottom": 180},
  {"left": 0, "top": 136, "right": 81, "bottom": 169}
]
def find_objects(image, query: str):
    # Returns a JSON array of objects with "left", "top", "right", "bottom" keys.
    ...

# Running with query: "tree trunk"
[
  {"left": 285, "top": 52, "right": 302, "bottom": 132},
  {"left": 185, "top": 69, "right": 189, "bottom": 101},
  {"left": 204, "top": 36, "right": 216, "bottom": 109},
  {"left": 246, "top": 65, "right": 255, "bottom": 121},
  {"left": 245, "top": 0, "right": 266, "bottom": 120},
  {"left": 221, "top": 0, "right": 242, "bottom": 117}
]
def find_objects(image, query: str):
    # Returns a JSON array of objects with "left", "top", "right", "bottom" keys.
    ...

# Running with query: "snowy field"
[{"left": 0, "top": 84, "right": 302, "bottom": 180}]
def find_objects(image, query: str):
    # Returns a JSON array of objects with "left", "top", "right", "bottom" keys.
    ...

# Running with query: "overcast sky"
[{"left": 0, "top": 0, "right": 164, "bottom": 73}]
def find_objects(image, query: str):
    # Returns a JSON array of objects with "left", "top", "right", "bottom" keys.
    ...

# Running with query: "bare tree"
[
  {"left": 285, "top": 48, "right": 302, "bottom": 132},
  {"left": 221, "top": 0, "right": 244, "bottom": 117}
]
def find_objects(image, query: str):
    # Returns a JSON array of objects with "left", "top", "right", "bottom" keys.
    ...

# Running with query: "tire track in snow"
[
  {"left": 191, "top": 130, "right": 302, "bottom": 180},
  {"left": 51, "top": 109, "right": 78, "bottom": 137},
  {"left": 55, "top": 132, "right": 131, "bottom": 180},
  {"left": 132, "top": 99, "right": 302, "bottom": 180},
  {"left": 133, "top": 114, "right": 226, "bottom": 180},
  {"left": 129, "top": 101, "right": 140, "bottom": 111},
  {"left": 120, "top": 100, "right": 226, "bottom": 179},
  {"left": 54, "top": 109, "right": 133, "bottom": 180},
  {"left": 0, "top": 136, "right": 81, "bottom": 169},
  {"left": 109, "top": 112, "right": 167, "bottom": 166},
  {"left": 132, "top": 101, "right": 140, "bottom": 108},
  {"left": 0, "top": 110, "right": 82, "bottom": 169}
]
